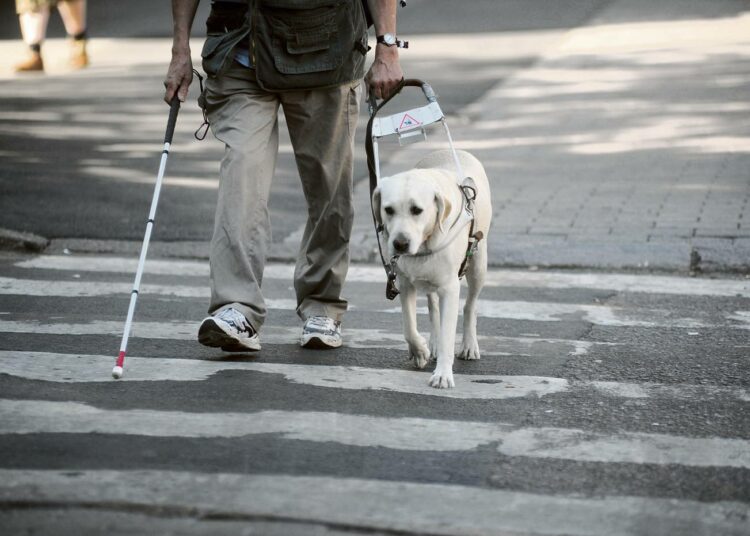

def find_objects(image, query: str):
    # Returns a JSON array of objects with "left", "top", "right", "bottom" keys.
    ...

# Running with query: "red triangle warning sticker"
[{"left": 399, "top": 113, "right": 422, "bottom": 130}]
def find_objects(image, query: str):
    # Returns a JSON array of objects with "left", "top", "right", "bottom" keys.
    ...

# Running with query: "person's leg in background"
[
  {"left": 15, "top": 0, "right": 51, "bottom": 72},
  {"left": 56, "top": 0, "right": 88, "bottom": 69}
]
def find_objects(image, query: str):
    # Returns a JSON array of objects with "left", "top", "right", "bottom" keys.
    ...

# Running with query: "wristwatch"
[
  {"left": 377, "top": 33, "right": 396, "bottom": 46},
  {"left": 376, "top": 33, "right": 408, "bottom": 48}
]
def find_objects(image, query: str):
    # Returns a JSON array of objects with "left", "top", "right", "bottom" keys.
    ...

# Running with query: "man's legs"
[
  {"left": 15, "top": 0, "right": 51, "bottom": 72},
  {"left": 56, "top": 0, "right": 85, "bottom": 35},
  {"left": 56, "top": 0, "right": 88, "bottom": 69},
  {"left": 281, "top": 81, "right": 362, "bottom": 323},
  {"left": 17, "top": 5, "right": 49, "bottom": 44},
  {"left": 204, "top": 63, "right": 280, "bottom": 333}
]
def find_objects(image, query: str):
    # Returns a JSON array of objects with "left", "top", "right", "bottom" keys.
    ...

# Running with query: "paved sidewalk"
[{"left": 350, "top": 0, "right": 750, "bottom": 272}]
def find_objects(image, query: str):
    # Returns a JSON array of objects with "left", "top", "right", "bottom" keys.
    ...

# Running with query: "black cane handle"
[{"left": 164, "top": 97, "right": 181, "bottom": 145}]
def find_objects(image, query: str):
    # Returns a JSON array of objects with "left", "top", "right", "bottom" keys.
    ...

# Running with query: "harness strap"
[
  {"left": 457, "top": 183, "right": 481, "bottom": 279},
  {"left": 366, "top": 79, "right": 412, "bottom": 200},
  {"left": 366, "top": 79, "right": 421, "bottom": 300},
  {"left": 458, "top": 229, "right": 484, "bottom": 279}
]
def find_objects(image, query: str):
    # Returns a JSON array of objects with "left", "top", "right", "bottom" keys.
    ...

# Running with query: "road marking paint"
[
  {"left": 1, "top": 469, "right": 746, "bottom": 536},
  {"left": 2, "top": 400, "right": 749, "bottom": 468},
  {"left": 16, "top": 255, "right": 211, "bottom": 277},
  {"left": 382, "top": 299, "right": 720, "bottom": 328},
  {"left": 590, "top": 381, "right": 750, "bottom": 402},
  {"left": 15, "top": 255, "right": 750, "bottom": 297},
  {"left": 0, "top": 351, "right": 568, "bottom": 400},
  {"left": 0, "top": 351, "right": 747, "bottom": 403},
  {"left": 0, "top": 277, "right": 295, "bottom": 310},
  {"left": 0, "top": 277, "right": 733, "bottom": 328},
  {"left": 727, "top": 311, "right": 750, "bottom": 329},
  {"left": 0, "top": 319, "right": 596, "bottom": 356},
  {"left": 0, "top": 276, "right": 208, "bottom": 298}
]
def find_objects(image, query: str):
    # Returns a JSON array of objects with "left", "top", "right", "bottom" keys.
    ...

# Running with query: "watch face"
[{"left": 383, "top": 33, "right": 396, "bottom": 45}]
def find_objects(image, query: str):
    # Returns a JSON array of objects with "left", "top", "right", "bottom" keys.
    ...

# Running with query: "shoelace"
[
  {"left": 218, "top": 308, "right": 252, "bottom": 333},
  {"left": 306, "top": 316, "right": 337, "bottom": 332}
]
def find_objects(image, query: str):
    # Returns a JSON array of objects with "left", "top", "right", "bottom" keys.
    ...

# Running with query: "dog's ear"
[
  {"left": 372, "top": 187, "right": 383, "bottom": 227},
  {"left": 435, "top": 192, "right": 453, "bottom": 232}
]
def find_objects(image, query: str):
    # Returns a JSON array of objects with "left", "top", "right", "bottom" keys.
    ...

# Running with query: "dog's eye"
[
  {"left": 384, "top": 207, "right": 395, "bottom": 216},
  {"left": 410, "top": 206, "right": 423, "bottom": 216}
]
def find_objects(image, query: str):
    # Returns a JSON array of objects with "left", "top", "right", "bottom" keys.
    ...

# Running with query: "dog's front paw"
[
  {"left": 458, "top": 339, "right": 481, "bottom": 360},
  {"left": 429, "top": 369, "right": 455, "bottom": 389},
  {"left": 408, "top": 336, "right": 430, "bottom": 369}
]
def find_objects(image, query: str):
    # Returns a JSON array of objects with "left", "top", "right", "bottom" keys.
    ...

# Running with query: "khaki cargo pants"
[{"left": 204, "top": 61, "right": 362, "bottom": 332}]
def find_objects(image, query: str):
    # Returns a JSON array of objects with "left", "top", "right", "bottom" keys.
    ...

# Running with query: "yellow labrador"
[{"left": 372, "top": 149, "right": 492, "bottom": 388}]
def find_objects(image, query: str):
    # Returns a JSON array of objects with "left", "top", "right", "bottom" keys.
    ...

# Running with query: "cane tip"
[{"left": 112, "top": 366, "right": 123, "bottom": 379}]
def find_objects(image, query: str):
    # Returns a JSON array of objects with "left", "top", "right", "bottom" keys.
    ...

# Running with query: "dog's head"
[{"left": 372, "top": 171, "right": 453, "bottom": 257}]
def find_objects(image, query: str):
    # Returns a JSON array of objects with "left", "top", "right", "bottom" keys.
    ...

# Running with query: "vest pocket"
[
  {"left": 201, "top": 27, "right": 250, "bottom": 77},
  {"left": 260, "top": 0, "right": 348, "bottom": 75},
  {"left": 252, "top": 0, "right": 367, "bottom": 91}
]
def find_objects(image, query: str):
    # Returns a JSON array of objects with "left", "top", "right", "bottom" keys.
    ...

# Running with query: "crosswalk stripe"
[
  {"left": 0, "top": 276, "right": 295, "bottom": 309},
  {"left": 3, "top": 400, "right": 749, "bottom": 468},
  {"left": 0, "top": 276, "right": 208, "bottom": 298},
  {"left": 1, "top": 351, "right": 747, "bottom": 403},
  {"left": 384, "top": 300, "right": 728, "bottom": 328},
  {"left": 15, "top": 255, "right": 211, "bottom": 277},
  {"left": 0, "top": 351, "right": 569, "bottom": 399},
  {"left": 0, "top": 470, "right": 747, "bottom": 536},
  {"left": 15, "top": 255, "right": 750, "bottom": 297},
  {"left": 0, "top": 318, "right": 600, "bottom": 356},
  {"left": 1, "top": 276, "right": 742, "bottom": 329}
]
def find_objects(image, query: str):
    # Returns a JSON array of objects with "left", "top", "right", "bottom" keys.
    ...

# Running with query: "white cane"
[{"left": 112, "top": 97, "right": 180, "bottom": 379}]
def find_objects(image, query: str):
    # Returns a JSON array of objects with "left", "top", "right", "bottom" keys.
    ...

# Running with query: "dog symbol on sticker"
[{"left": 399, "top": 113, "right": 422, "bottom": 130}]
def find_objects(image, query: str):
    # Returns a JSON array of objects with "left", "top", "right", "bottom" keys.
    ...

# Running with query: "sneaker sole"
[
  {"left": 198, "top": 318, "right": 260, "bottom": 352},
  {"left": 300, "top": 333, "right": 342, "bottom": 349}
]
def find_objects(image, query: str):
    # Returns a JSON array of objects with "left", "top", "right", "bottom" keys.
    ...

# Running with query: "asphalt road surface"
[
  {"left": 2, "top": 2, "right": 749, "bottom": 534},
  {"left": 0, "top": 250, "right": 748, "bottom": 534}
]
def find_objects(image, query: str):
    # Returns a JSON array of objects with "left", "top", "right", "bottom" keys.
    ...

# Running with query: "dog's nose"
[{"left": 393, "top": 237, "right": 410, "bottom": 253}]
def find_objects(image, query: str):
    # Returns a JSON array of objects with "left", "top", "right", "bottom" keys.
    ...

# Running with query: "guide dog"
[{"left": 372, "top": 149, "right": 492, "bottom": 388}]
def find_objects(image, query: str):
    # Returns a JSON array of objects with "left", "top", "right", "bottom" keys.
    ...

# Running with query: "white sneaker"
[
  {"left": 198, "top": 307, "right": 260, "bottom": 352},
  {"left": 301, "top": 316, "right": 342, "bottom": 349}
]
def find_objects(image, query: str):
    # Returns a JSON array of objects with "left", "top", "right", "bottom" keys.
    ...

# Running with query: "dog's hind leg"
[
  {"left": 400, "top": 279, "right": 430, "bottom": 369},
  {"left": 427, "top": 291, "right": 440, "bottom": 361},
  {"left": 458, "top": 240, "right": 487, "bottom": 361}
]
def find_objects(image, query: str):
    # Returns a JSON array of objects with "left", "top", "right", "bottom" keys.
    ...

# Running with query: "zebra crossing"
[{"left": 0, "top": 252, "right": 748, "bottom": 535}]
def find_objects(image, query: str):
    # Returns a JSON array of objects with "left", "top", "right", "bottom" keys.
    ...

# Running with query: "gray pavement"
[
  {"left": 1, "top": 2, "right": 749, "bottom": 534},
  {"left": 483, "top": 0, "right": 750, "bottom": 272},
  {"left": 0, "top": 248, "right": 748, "bottom": 535},
  {"left": 350, "top": 0, "right": 750, "bottom": 272},
  {"left": 0, "top": 0, "right": 583, "bottom": 257},
  {"left": 1, "top": 0, "right": 747, "bottom": 272}
]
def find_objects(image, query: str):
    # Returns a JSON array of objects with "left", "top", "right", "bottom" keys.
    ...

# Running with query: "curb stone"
[
  {"left": 0, "top": 228, "right": 49, "bottom": 253},
  {"left": 33, "top": 236, "right": 750, "bottom": 275}
]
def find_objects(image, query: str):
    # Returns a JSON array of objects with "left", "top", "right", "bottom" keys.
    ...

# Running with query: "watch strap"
[{"left": 376, "top": 35, "right": 409, "bottom": 48}]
